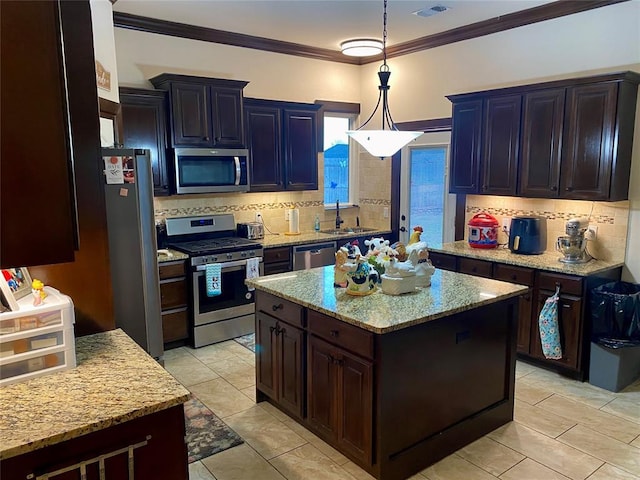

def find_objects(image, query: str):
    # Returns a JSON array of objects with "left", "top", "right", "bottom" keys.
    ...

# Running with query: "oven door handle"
[{"left": 195, "top": 257, "right": 263, "bottom": 271}]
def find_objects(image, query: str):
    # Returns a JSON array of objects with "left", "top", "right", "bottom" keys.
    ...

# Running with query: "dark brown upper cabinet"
[
  {"left": 447, "top": 71, "right": 640, "bottom": 201},
  {"left": 150, "top": 74, "right": 248, "bottom": 149},
  {"left": 449, "top": 100, "right": 483, "bottom": 193},
  {"left": 481, "top": 95, "right": 521, "bottom": 196},
  {"left": 1, "top": 0, "right": 101, "bottom": 268},
  {"left": 119, "top": 87, "right": 170, "bottom": 196},
  {"left": 519, "top": 88, "right": 565, "bottom": 197},
  {"left": 245, "top": 98, "right": 320, "bottom": 192},
  {"left": 560, "top": 82, "right": 626, "bottom": 201}
]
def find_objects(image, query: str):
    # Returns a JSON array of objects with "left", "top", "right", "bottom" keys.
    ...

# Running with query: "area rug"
[
  {"left": 234, "top": 333, "right": 255, "bottom": 352},
  {"left": 184, "top": 396, "right": 243, "bottom": 463}
]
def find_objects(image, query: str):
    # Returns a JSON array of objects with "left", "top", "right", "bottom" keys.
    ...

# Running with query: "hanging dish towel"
[
  {"left": 205, "top": 263, "right": 222, "bottom": 297},
  {"left": 246, "top": 257, "right": 260, "bottom": 291},
  {"left": 538, "top": 285, "right": 562, "bottom": 359}
]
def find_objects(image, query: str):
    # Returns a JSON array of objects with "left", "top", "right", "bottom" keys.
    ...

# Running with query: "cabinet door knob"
[
  {"left": 550, "top": 185, "right": 558, "bottom": 191},
  {"left": 565, "top": 186, "right": 573, "bottom": 192},
  {"left": 272, "top": 304, "right": 284, "bottom": 311},
  {"left": 203, "top": 136, "right": 209, "bottom": 141}
]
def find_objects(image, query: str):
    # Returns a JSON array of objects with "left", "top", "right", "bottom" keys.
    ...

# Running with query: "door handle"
[{"left": 272, "top": 303, "right": 284, "bottom": 311}]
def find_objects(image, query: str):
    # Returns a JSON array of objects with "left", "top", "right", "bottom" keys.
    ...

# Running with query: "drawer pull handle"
[
  {"left": 471, "top": 267, "right": 477, "bottom": 272},
  {"left": 562, "top": 304, "right": 571, "bottom": 309},
  {"left": 272, "top": 304, "right": 284, "bottom": 311},
  {"left": 269, "top": 326, "right": 276, "bottom": 334},
  {"left": 511, "top": 274, "right": 517, "bottom": 280},
  {"left": 330, "top": 329, "right": 339, "bottom": 337}
]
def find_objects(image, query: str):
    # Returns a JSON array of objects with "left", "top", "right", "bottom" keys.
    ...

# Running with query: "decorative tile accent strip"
[
  {"left": 465, "top": 206, "right": 615, "bottom": 225},
  {"left": 360, "top": 198, "right": 392, "bottom": 206},
  {"left": 156, "top": 201, "right": 325, "bottom": 220}
]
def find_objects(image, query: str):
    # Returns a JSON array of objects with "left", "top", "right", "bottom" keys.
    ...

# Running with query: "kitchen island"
[
  {"left": 0, "top": 329, "right": 190, "bottom": 480},
  {"left": 246, "top": 267, "right": 528, "bottom": 480}
]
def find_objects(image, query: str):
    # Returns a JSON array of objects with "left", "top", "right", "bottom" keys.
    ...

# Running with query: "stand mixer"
[{"left": 556, "top": 218, "right": 592, "bottom": 263}]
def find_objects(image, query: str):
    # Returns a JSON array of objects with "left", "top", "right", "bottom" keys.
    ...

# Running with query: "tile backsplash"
[
  {"left": 466, "top": 195, "right": 629, "bottom": 262},
  {"left": 154, "top": 152, "right": 392, "bottom": 235}
]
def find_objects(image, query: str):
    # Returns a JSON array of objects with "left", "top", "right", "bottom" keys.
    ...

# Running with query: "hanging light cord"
[{"left": 357, "top": 0, "right": 398, "bottom": 132}]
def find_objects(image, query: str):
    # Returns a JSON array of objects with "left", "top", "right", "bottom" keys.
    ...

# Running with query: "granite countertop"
[
  {"left": 260, "top": 229, "right": 392, "bottom": 249},
  {"left": 0, "top": 329, "right": 190, "bottom": 460},
  {"left": 246, "top": 266, "right": 528, "bottom": 334},
  {"left": 157, "top": 248, "right": 189, "bottom": 263},
  {"left": 429, "top": 241, "right": 623, "bottom": 277}
]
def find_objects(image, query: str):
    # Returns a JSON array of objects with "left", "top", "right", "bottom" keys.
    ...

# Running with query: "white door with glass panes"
[{"left": 399, "top": 132, "right": 455, "bottom": 246}]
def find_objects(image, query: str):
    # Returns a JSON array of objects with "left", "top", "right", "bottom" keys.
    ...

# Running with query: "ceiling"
[{"left": 112, "top": 0, "right": 556, "bottom": 52}]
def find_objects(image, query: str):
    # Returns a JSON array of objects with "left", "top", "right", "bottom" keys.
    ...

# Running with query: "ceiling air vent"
[{"left": 412, "top": 5, "right": 451, "bottom": 18}]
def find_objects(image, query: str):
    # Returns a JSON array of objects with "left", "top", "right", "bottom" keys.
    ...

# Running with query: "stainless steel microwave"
[{"left": 174, "top": 148, "right": 249, "bottom": 194}]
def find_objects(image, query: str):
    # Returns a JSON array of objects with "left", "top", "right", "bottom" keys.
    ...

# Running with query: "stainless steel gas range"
[{"left": 165, "top": 214, "right": 263, "bottom": 348}]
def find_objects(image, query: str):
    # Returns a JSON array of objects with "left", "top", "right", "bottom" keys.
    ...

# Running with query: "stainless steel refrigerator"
[{"left": 102, "top": 148, "right": 163, "bottom": 360}]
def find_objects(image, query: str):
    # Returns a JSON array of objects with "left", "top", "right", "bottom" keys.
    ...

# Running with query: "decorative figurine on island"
[{"left": 334, "top": 226, "right": 435, "bottom": 296}]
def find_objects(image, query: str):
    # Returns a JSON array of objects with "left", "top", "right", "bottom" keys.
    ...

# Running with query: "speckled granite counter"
[
  {"left": 157, "top": 248, "right": 188, "bottom": 263},
  {"left": 0, "top": 329, "right": 190, "bottom": 460},
  {"left": 260, "top": 229, "right": 392, "bottom": 248},
  {"left": 429, "top": 241, "right": 623, "bottom": 276},
  {"left": 246, "top": 266, "right": 528, "bottom": 334}
]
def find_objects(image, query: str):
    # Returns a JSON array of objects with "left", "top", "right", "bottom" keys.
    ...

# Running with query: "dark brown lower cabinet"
[
  {"left": 256, "top": 311, "right": 305, "bottom": 419},
  {"left": 159, "top": 260, "right": 189, "bottom": 346},
  {"left": 530, "top": 290, "right": 582, "bottom": 370},
  {"left": 1, "top": 405, "right": 187, "bottom": 480},
  {"left": 428, "top": 249, "right": 622, "bottom": 379},
  {"left": 307, "top": 335, "right": 373, "bottom": 464},
  {"left": 255, "top": 290, "right": 518, "bottom": 480}
]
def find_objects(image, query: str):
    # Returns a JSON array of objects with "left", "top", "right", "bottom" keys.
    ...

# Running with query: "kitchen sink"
[{"left": 319, "top": 227, "right": 377, "bottom": 235}]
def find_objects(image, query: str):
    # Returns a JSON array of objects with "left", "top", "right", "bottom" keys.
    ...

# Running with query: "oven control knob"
[
  {"left": 249, "top": 250, "right": 255, "bottom": 256},
  {"left": 226, "top": 253, "right": 233, "bottom": 259},
  {"left": 240, "top": 252, "right": 247, "bottom": 257},
  {"left": 211, "top": 256, "right": 217, "bottom": 263}
]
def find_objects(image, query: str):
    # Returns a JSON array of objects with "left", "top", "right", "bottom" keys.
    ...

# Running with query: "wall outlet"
[
  {"left": 255, "top": 211, "right": 262, "bottom": 223},
  {"left": 383, "top": 207, "right": 389, "bottom": 218},
  {"left": 586, "top": 224, "right": 598, "bottom": 240},
  {"left": 285, "top": 209, "right": 290, "bottom": 221},
  {"left": 501, "top": 217, "right": 511, "bottom": 232}
]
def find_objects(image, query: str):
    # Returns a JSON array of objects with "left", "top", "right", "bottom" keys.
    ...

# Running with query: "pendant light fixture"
[{"left": 347, "top": 0, "right": 423, "bottom": 159}]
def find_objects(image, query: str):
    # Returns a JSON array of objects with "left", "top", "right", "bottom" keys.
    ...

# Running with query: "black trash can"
[{"left": 589, "top": 281, "right": 640, "bottom": 392}]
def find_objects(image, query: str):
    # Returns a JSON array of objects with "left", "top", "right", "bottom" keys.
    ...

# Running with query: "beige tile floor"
[{"left": 164, "top": 341, "right": 640, "bottom": 480}]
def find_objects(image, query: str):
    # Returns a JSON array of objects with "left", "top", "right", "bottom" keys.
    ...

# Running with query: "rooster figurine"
[{"left": 408, "top": 226, "right": 424, "bottom": 245}]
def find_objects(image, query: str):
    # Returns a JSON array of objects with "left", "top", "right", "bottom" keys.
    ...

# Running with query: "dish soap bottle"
[{"left": 314, "top": 214, "right": 321, "bottom": 232}]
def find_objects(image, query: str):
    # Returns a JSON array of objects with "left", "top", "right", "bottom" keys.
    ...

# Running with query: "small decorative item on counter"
[
  {"left": 408, "top": 226, "right": 424, "bottom": 245},
  {"left": 31, "top": 279, "right": 47, "bottom": 306},
  {"left": 468, "top": 213, "right": 499, "bottom": 249},
  {"left": 345, "top": 256, "right": 378, "bottom": 296},
  {"left": 381, "top": 257, "right": 417, "bottom": 295},
  {"left": 314, "top": 214, "right": 321, "bottom": 232},
  {"left": 334, "top": 247, "right": 357, "bottom": 288}
]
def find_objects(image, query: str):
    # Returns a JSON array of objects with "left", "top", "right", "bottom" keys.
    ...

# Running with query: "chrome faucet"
[{"left": 335, "top": 200, "right": 344, "bottom": 230}]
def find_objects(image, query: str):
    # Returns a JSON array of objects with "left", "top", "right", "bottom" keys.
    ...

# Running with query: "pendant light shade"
[
  {"left": 340, "top": 39, "right": 383, "bottom": 57},
  {"left": 347, "top": 0, "right": 423, "bottom": 159},
  {"left": 346, "top": 130, "right": 424, "bottom": 158}
]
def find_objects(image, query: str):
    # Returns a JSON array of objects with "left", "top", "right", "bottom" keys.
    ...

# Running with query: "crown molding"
[
  {"left": 113, "top": 12, "right": 361, "bottom": 65},
  {"left": 113, "top": 0, "right": 629, "bottom": 65}
]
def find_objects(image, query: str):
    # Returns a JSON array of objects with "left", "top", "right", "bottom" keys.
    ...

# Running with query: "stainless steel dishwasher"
[{"left": 292, "top": 242, "right": 337, "bottom": 270}]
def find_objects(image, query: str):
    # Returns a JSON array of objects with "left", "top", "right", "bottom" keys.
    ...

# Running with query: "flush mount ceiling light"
[
  {"left": 346, "top": 0, "right": 423, "bottom": 159},
  {"left": 340, "top": 39, "right": 384, "bottom": 57}
]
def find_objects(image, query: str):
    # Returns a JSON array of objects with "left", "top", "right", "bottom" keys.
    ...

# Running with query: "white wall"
[
  {"left": 90, "top": 0, "right": 119, "bottom": 103},
  {"left": 114, "top": 29, "right": 361, "bottom": 103}
]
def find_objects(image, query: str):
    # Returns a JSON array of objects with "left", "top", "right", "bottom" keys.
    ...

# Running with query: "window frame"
[{"left": 323, "top": 113, "right": 358, "bottom": 207}]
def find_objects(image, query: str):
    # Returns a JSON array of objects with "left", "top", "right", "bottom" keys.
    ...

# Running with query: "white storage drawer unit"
[{"left": 0, "top": 287, "right": 76, "bottom": 385}]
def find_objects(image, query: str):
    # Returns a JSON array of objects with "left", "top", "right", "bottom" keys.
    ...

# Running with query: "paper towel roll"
[{"left": 289, "top": 208, "right": 300, "bottom": 234}]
